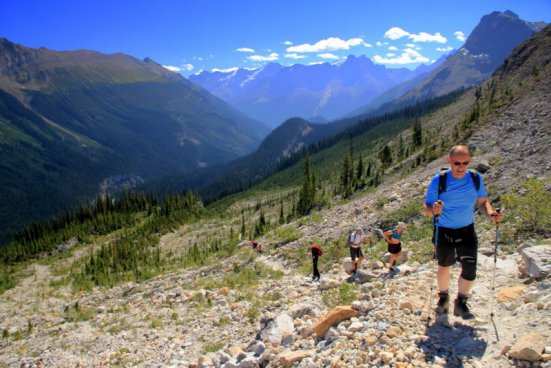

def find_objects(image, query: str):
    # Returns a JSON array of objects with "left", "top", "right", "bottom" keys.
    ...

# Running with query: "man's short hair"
[{"left": 449, "top": 145, "right": 471, "bottom": 157}]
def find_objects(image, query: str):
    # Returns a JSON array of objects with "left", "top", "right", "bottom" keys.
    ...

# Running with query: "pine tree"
[
  {"left": 398, "top": 134, "right": 404, "bottom": 159},
  {"left": 356, "top": 155, "right": 364, "bottom": 181},
  {"left": 379, "top": 144, "right": 393, "bottom": 168},
  {"left": 412, "top": 118, "right": 423, "bottom": 148},
  {"left": 339, "top": 154, "right": 353, "bottom": 197},
  {"left": 297, "top": 152, "right": 316, "bottom": 215}
]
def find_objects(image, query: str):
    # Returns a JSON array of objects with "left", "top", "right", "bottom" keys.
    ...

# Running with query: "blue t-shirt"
[{"left": 424, "top": 170, "right": 487, "bottom": 229}]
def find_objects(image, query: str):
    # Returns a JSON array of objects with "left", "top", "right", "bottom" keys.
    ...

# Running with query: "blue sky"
[{"left": 1, "top": 0, "right": 549, "bottom": 75}]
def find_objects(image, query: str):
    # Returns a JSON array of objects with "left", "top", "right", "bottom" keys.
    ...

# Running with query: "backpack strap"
[
  {"left": 468, "top": 169, "right": 480, "bottom": 191},
  {"left": 437, "top": 168, "right": 448, "bottom": 196},
  {"left": 438, "top": 168, "right": 480, "bottom": 195}
]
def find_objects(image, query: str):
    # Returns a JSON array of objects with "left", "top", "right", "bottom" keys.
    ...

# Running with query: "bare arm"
[
  {"left": 423, "top": 200, "right": 443, "bottom": 217},
  {"left": 477, "top": 198, "right": 505, "bottom": 223}
]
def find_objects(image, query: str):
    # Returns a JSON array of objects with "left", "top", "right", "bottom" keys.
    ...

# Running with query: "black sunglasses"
[{"left": 453, "top": 161, "right": 470, "bottom": 166}]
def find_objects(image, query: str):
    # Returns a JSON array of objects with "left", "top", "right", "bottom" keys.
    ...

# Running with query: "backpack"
[
  {"left": 437, "top": 168, "right": 480, "bottom": 196},
  {"left": 312, "top": 244, "right": 323, "bottom": 256}
]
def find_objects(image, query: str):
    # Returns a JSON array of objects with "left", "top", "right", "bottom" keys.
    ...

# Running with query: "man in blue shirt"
[{"left": 423, "top": 145, "right": 504, "bottom": 319}]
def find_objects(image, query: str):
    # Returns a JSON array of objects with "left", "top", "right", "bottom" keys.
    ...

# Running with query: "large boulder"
[
  {"left": 343, "top": 257, "right": 354, "bottom": 274},
  {"left": 520, "top": 245, "right": 551, "bottom": 279},
  {"left": 311, "top": 306, "right": 359, "bottom": 337},
  {"left": 260, "top": 313, "right": 295, "bottom": 346},
  {"left": 508, "top": 332, "right": 545, "bottom": 362},
  {"left": 286, "top": 302, "right": 320, "bottom": 319}
]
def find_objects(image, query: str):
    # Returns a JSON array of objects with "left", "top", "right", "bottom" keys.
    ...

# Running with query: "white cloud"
[
  {"left": 376, "top": 41, "right": 383, "bottom": 47},
  {"left": 385, "top": 27, "right": 410, "bottom": 40},
  {"left": 285, "top": 53, "right": 306, "bottom": 59},
  {"left": 308, "top": 61, "right": 325, "bottom": 65},
  {"left": 283, "top": 40, "right": 293, "bottom": 45},
  {"left": 406, "top": 43, "right": 416, "bottom": 48},
  {"left": 410, "top": 32, "right": 447, "bottom": 43},
  {"left": 236, "top": 47, "right": 255, "bottom": 53},
  {"left": 162, "top": 65, "right": 182, "bottom": 72},
  {"left": 163, "top": 64, "right": 194, "bottom": 72},
  {"left": 212, "top": 67, "right": 239, "bottom": 73},
  {"left": 247, "top": 52, "right": 279, "bottom": 62},
  {"left": 373, "top": 48, "right": 429, "bottom": 64},
  {"left": 287, "top": 37, "right": 370, "bottom": 53},
  {"left": 318, "top": 53, "right": 340, "bottom": 60},
  {"left": 386, "top": 53, "right": 396, "bottom": 57},
  {"left": 454, "top": 31, "right": 466, "bottom": 42},
  {"left": 436, "top": 46, "right": 453, "bottom": 52},
  {"left": 384, "top": 26, "right": 447, "bottom": 43},
  {"left": 388, "top": 46, "right": 398, "bottom": 51}
]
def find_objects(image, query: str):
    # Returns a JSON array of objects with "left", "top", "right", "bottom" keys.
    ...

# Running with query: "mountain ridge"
[
  {"left": 0, "top": 38, "right": 270, "bottom": 244},
  {"left": 190, "top": 56, "right": 441, "bottom": 127}
]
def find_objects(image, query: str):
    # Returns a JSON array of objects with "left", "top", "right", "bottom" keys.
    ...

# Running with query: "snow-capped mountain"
[{"left": 189, "top": 56, "right": 441, "bottom": 127}]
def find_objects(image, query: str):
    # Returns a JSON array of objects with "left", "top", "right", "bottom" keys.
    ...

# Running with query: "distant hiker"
[
  {"left": 347, "top": 227, "right": 367, "bottom": 282},
  {"left": 383, "top": 222, "right": 406, "bottom": 277},
  {"left": 311, "top": 243, "right": 323, "bottom": 281},
  {"left": 252, "top": 241, "right": 258, "bottom": 251},
  {"left": 423, "top": 145, "right": 504, "bottom": 320},
  {"left": 257, "top": 243, "right": 262, "bottom": 255}
]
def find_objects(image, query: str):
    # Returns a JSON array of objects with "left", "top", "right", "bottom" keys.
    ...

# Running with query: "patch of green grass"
[
  {"left": 379, "top": 197, "right": 424, "bottom": 230},
  {"left": 64, "top": 303, "right": 95, "bottom": 323},
  {"left": 0, "top": 267, "right": 16, "bottom": 294},
  {"left": 297, "top": 211, "right": 323, "bottom": 226},
  {"left": 274, "top": 225, "right": 302, "bottom": 243},
  {"left": 213, "top": 316, "right": 232, "bottom": 326},
  {"left": 321, "top": 282, "right": 360, "bottom": 308},
  {"left": 501, "top": 177, "right": 551, "bottom": 242},
  {"left": 198, "top": 258, "right": 283, "bottom": 291},
  {"left": 204, "top": 340, "right": 226, "bottom": 353},
  {"left": 246, "top": 303, "right": 260, "bottom": 322}
]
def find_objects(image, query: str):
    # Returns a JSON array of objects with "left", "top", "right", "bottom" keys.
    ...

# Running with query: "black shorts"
[
  {"left": 388, "top": 242, "right": 402, "bottom": 254},
  {"left": 350, "top": 246, "right": 363, "bottom": 261},
  {"left": 435, "top": 224, "right": 478, "bottom": 267}
]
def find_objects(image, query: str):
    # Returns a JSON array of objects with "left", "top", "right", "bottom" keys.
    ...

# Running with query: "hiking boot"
[
  {"left": 435, "top": 293, "right": 450, "bottom": 315},
  {"left": 454, "top": 297, "right": 475, "bottom": 320}
]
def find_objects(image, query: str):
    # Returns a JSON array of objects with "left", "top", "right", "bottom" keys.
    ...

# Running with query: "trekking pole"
[
  {"left": 489, "top": 209, "right": 502, "bottom": 319},
  {"left": 426, "top": 201, "right": 442, "bottom": 327}
]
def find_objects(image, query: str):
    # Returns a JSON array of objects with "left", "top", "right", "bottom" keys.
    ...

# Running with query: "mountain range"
[
  {"left": 0, "top": 10, "right": 547, "bottom": 245},
  {"left": 189, "top": 56, "right": 442, "bottom": 127},
  {"left": 0, "top": 39, "right": 269, "bottom": 243},
  {"left": 367, "top": 10, "right": 547, "bottom": 114},
  {"left": 143, "top": 11, "right": 548, "bottom": 205}
]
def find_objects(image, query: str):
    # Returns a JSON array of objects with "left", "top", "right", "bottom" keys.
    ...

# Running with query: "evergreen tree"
[
  {"left": 398, "top": 134, "right": 404, "bottom": 159},
  {"left": 379, "top": 144, "right": 393, "bottom": 168},
  {"left": 339, "top": 153, "right": 353, "bottom": 197},
  {"left": 412, "top": 118, "right": 423, "bottom": 148},
  {"left": 356, "top": 155, "right": 364, "bottom": 181},
  {"left": 297, "top": 152, "right": 316, "bottom": 215},
  {"left": 279, "top": 201, "right": 285, "bottom": 224}
]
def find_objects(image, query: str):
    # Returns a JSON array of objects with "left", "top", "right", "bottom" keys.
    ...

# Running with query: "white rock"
[{"left": 520, "top": 245, "right": 551, "bottom": 279}]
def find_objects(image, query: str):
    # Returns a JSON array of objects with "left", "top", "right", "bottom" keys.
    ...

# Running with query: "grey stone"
[
  {"left": 520, "top": 245, "right": 551, "bottom": 279},
  {"left": 238, "top": 357, "right": 258, "bottom": 368},
  {"left": 353, "top": 269, "right": 378, "bottom": 284},
  {"left": 475, "top": 160, "right": 491, "bottom": 173},
  {"left": 287, "top": 303, "right": 316, "bottom": 319},
  {"left": 260, "top": 313, "right": 294, "bottom": 346}
]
